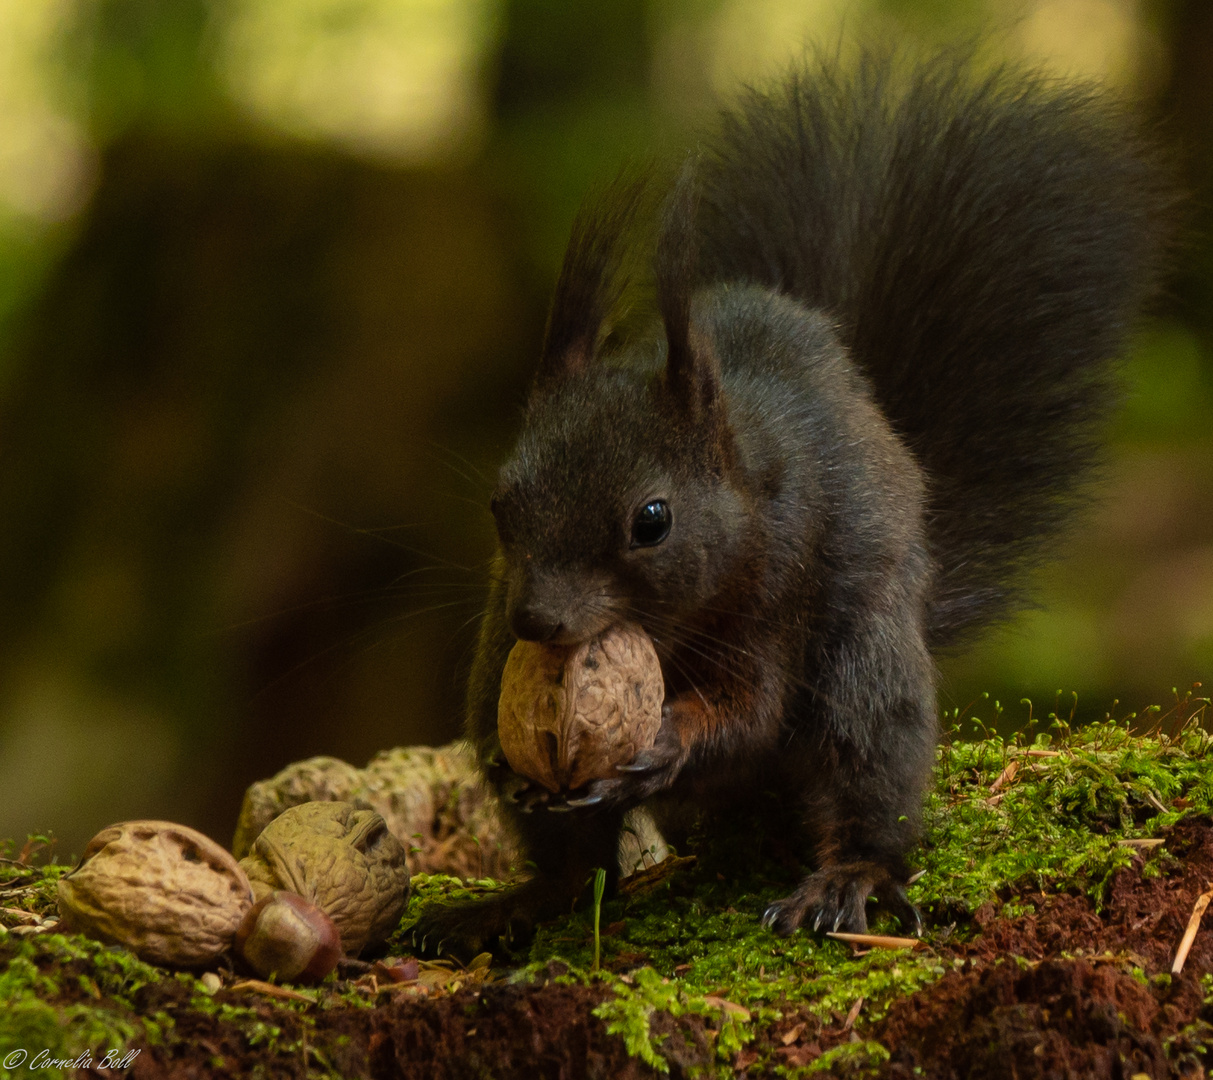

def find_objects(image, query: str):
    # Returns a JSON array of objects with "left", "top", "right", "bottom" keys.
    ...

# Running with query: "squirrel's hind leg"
[{"left": 408, "top": 806, "right": 626, "bottom": 961}]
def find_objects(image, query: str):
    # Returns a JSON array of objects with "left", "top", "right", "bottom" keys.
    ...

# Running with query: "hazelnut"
[
  {"left": 234, "top": 890, "right": 342, "bottom": 983},
  {"left": 57, "top": 821, "right": 253, "bottom": 967},
  {"left": 238, "top": 801, "right": 410, "bottom": 957},
  {"left": 497, "top": 622, "right": 664, "bottom": 792}
]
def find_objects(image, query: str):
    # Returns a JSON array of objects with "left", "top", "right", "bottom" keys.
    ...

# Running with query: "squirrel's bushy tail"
[{"left": 693, "top": 48, "right": 1174, "bottom": 647}]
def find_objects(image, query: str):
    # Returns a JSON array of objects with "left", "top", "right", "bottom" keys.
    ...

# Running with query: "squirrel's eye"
[{"left": 631, "top": 500, "right": 672, "bottom": 548}]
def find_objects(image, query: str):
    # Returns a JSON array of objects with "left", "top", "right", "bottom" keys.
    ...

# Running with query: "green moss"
[
  {"left": 0, "top": 941, "right": 140, "bottom": 1079},
  {"left": 0, "top": 836, "right": 69, "bottom": 926},
  {"left": 591, "top": 965, "right": 753, "bottom": 1077},
  {"left": 920, "top": 715, "right": 1211, "bottom": 919},
  {"left": 0, "top": 928, "right": 341, "bottom": 1078},
  {"left": 388, "top": 872, "right": 512, "bottom": 953},
  {"left": 592, "top": 968, "right": 675, "bottom": 1073},
  {"left": 502, "top": 708, "right": 1213, "bottom": 1071},
  {"left": 1, "top": 706, "right": 1209, "bottom": 1076},
  {"left": 802, "top": 1040, "right": 891, "bottom": 1076}
]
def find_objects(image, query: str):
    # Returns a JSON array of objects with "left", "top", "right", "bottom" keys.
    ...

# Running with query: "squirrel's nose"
[{"left": 510, "top": 605, "right": 564, "bottom": 643}]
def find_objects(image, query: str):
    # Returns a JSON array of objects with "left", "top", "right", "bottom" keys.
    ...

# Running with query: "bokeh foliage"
[{"left": 0, "top": 0, "right": 1210, "bottom": 857}]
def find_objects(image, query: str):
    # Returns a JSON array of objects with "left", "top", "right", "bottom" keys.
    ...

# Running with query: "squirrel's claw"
[
  {"left": 564, "top": 793, "right": 604, "bottom": 808},
  {"left": 615, "top": 751, "right": 659, "bottom": 774},
  {"left": 885, "top": 882, "right": 924, "bottom": 937},
  {"left": 760, "top": 861, "right": 923, "bottom": 939},
  {"left": 504, "top": 777, "right": 554, "bottom": 814}
]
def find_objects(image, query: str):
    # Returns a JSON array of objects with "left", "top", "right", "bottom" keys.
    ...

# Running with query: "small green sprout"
[{"left": 592, "top": 866, "right": 607, "bottom": 973}]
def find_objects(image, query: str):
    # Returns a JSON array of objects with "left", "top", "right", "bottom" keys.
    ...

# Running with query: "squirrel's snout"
[
  {"left": 507, "top": 566, "right": 618, "bottom": 644},
  {"left": 510, "top": 605, "right": 565, "bottom": 643}
]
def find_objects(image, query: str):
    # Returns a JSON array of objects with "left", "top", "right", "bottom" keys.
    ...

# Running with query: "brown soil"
[
  {"left": 739, "top": 817, "right": 1213, "bottom": 1079},
  {"left": 123, "top": 981, "right": 649, "bottom": 1080},
  {"left": 867, "top": 817, "right": 1213, "bottom": 1080},
  {"left": 54, "top": 819, "right": 1213, "bottom": 1078}
]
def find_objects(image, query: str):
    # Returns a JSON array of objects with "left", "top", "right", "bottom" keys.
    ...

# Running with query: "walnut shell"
[
  {"left": 497, "top": 622, "right": 664, "bottom": 793},
  {"left": 234, "top": 742, "right": 669, "bottom": 880},
  {"left": 231, "top": 755, "right": 362, "bottom": 860},
  {"left": 238, "top": 801, "right": 410, "bottom": 957},
  {"left": 56, "top": 820, "right": 254, "bottom": 967}
]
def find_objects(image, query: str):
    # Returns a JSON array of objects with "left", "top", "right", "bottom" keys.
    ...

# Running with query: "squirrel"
[{"left": 411, "top": 47, "right": 1173, "bottom": 958}]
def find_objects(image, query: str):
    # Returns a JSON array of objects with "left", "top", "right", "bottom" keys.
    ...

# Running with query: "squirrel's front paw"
[
  {"left": 554, "top": 719, "right": 685, "bottom": 812},
  {"left": 500, "top": 773, "right": 558, "bottom": 814},
  {"left": 760, "top": 862, "right": 923, "bottom": 938}
]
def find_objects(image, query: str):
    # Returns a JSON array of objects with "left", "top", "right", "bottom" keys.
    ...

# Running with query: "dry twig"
[
  {"left": 826, "top": 932, "right": 922, "bottom": 950},
  {"left": 1171, "top": 882, "right": 1213, "bottom": 976},
  {"left": 227, "top": 979, "right": 317, "bottom": 1003}
]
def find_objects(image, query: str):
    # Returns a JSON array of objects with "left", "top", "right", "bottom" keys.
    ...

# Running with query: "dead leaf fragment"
[
  {"left": 843, "top": 996, "right": 864, "bottom": 1031},
  {"left": 702, "top": 995, "right": 751, "bottom": 1021},
  {"left": 989, "top": 761, "right": 1019, "bottom": 794}
]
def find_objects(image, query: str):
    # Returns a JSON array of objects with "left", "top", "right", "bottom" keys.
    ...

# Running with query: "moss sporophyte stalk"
[{"left": 3, "top": 704, "right": 1212, "bottom": 1076}]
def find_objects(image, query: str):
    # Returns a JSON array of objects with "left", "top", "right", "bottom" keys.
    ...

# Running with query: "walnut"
[
  {"left": 238, "top": 801, "right": 410, "bottom": 957},
  {"left": 497, "top": 622, "right": 664, "bottom": 793},
  {"left": 56, "top": 821, "right": 253, "bottom": 967},
  {"left": 231, "top": 744, "right": 523, "bottom": 879},
  {"left": 231, "top": 755, "right": 362, "bottom": 859},
  {"left": 234, "top": 742, "right": 671, "bottom": 880}
]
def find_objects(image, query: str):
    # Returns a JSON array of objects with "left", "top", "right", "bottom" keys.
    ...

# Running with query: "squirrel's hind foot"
[
  {"left": 407, "top": 877, "right": 573, "bottom": 962},
  {"left": 761, "top": 862, "right": 923, "bottom": 938}
]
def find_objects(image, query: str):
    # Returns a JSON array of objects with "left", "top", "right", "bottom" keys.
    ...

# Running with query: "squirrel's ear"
[
  {"left": 658, "top": 158, "right": 721, "bottom": 418},
  {"left": 535, "top": 173, "right": 648, "bottom": 389}
]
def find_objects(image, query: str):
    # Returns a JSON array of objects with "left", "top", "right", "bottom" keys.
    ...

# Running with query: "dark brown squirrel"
[{"left": 412, "top": 48, "right": 1174, "bottom": 958}]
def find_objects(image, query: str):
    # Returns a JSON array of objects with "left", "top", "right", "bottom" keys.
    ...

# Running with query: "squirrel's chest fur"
[{"left": 677, "top": 286, "right": 934, "bottom": 744}]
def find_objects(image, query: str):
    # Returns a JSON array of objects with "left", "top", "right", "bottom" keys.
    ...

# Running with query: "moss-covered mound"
[{"left": 2, "top": 709, "right": 1212, "bottom": 1078}]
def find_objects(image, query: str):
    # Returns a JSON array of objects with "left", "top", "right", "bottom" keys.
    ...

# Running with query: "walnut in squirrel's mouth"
[{"left": 496, "top": 621, "right": 664, "bottom": 795}]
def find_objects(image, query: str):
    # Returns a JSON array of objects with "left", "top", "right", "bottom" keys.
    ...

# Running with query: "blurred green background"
[{"left": 0, "top": 0, "right": 1210, "bottom": 860}]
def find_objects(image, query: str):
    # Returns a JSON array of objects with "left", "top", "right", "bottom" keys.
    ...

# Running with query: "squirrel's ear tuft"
[
  {"left": 535, "top": 173, "right": 648, "bottom": 389},
  {"left": 658, "top": 158, "right": 720, "bottom": 417}
]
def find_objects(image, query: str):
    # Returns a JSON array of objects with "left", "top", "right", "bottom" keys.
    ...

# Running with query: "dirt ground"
[{"left": 34, "top": 816, "right": 1203, "bottom": 1079}]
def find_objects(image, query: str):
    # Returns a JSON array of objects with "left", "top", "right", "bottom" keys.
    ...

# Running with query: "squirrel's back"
[{"left": 691, "top": 48, "right": 1174, "bottom": 646}]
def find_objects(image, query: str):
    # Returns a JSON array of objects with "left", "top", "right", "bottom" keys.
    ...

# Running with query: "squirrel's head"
[
  {"left": 490, "top": 168, "right": 748, "bottom": 646},
  {"left": 492, "top": 355, "right": 745, "bottom": 645}
]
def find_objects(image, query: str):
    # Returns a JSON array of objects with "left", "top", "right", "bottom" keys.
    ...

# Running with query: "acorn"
[{"left": 234, "top": 890, "right": 342, "bottom": 983}]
